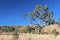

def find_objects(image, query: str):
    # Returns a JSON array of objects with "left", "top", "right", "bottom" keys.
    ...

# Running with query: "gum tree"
[{"left": 22, "top": 5, "right": 55, "bottom": 34}]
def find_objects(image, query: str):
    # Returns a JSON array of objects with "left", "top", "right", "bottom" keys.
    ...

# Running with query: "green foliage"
[
  {"left": 20, "top": 26, "right": 35, "bottom": 33},
  {"left": 24, "top": 26, "right": 32, "bottom": 33},
  {"left": 22, "top": 5, "right": 56, "bottom": 34},
  {"left": 1, "top": 27, "right": 15, "bottom": 32},
  {"left": 30, "top": 5, "right": 55, "bottom": 25},
  {"left": 22, "top": 4, "right": 55, "bottom": 27},
  {"left": 51, "top": 29, "right": 59, "bottom": 36}
]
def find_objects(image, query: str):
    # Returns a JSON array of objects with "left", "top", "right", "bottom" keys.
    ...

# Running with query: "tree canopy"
[{"left": 22, "top": 5, "right": 55, "bottom": 26}]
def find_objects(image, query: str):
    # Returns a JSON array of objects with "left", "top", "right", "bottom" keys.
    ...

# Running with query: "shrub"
[
  {"left": 51, "top": 29, "right": 59, "bottom": 36},
  {"left": 41, "top": 32, "right": 48, "bottom": 34},
  {"left": 25, "top": 26, "right": 31, "bottom": 33},
  {"left": 20, "top": 26, "right": 35, "bottom": 33},
  {"left": 13, "top": 31, "right": 19, "bottom": 40},
  {"left": 1, "top": 27, "right": 15, "bottom": 32},
  {"left": 20, "top": 26, "right": 32, "bottom": 33}
]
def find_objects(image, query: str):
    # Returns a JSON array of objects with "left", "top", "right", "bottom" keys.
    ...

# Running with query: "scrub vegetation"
[{"left": 0, "top": 5, "right": 60, "bottom": 40}]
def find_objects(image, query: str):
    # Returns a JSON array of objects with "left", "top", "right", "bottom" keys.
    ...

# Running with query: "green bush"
[
  {"left": 51, "top": 29, "right": 59, "bottom": 36},
  {"left": 1, "top": 27, "right": 15, "bottom": 32},
  {"left": 20, "top": 26, "right": 32, "bottom": 33},
  {"left": 20, "top": 26, "right": 35, "bottom": 33},
  {"left": 24, "top": 26, "right": 31, "bottom": 33}
]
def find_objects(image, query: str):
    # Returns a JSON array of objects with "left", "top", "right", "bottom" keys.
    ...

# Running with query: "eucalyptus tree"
[{"left": 22, "top": 5, "right": 55, "bottom": 34}]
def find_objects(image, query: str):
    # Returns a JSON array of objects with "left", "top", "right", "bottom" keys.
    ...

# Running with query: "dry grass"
[
  {"left": 41, "top": 25, "right": 60, "bottom": 34},
  {"left": 0, "top": 33, "right": 60, "bottom": 40},
  {"left": 0, "top": 35, "right": 13, "bottom": 40},
  {"left": 19, "top": 33, "right": 60, "bottom": 40}
]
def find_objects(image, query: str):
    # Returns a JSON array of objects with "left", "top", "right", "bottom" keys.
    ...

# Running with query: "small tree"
[{"left": 22, "top": 4, "right": 55, "bottom": 34}]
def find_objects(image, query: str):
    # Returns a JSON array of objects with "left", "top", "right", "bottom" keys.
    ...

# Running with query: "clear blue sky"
[{"left": 0, "top": 0, "right": 60, "bottom": 26}]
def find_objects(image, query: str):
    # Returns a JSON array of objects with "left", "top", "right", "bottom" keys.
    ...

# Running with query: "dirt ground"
[{"left": 0, "top": 33, "right": 60, "bottom": 40}]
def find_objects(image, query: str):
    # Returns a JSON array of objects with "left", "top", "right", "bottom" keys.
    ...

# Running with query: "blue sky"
[{"left": 0, "top": 0, "right": 60, "bottom": 26}]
